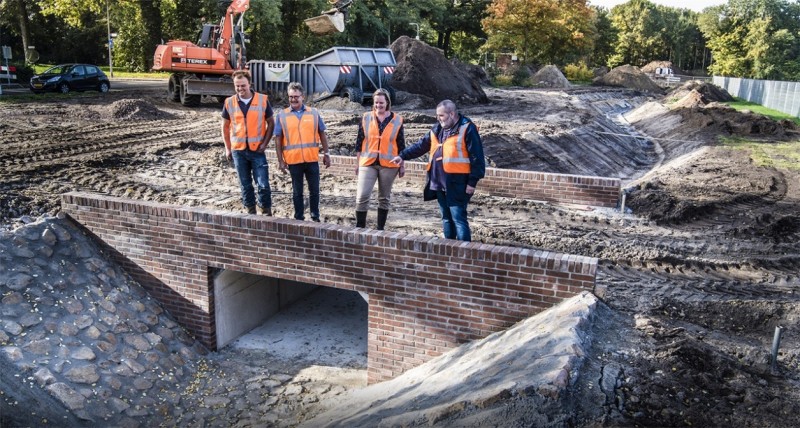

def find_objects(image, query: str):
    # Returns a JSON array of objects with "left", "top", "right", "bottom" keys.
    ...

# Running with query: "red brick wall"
[
  {"left": 62, "top": 192, "right": 598, "bottom": 383},
  {"left": 277, "top": 154, "right": 620, "bottom": 208}
]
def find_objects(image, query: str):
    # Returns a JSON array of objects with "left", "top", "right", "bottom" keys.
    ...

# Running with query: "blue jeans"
[
  {"left": 436, "top": 190, "right": 471, "bottom": 241},
  {"left": 288, "top": 162, "right": 320, "bottom": 221},
  {"left": 232, "top": 150, "right": 271, "bottom": 209}
]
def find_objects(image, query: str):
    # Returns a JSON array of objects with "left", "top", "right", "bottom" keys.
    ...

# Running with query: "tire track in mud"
[{"left": 0, "top": 117, "right": 218, "bottom": 169}]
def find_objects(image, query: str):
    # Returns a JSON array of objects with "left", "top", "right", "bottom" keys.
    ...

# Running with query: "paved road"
[{"left": 0, "top": 77, "right": 166, "bottom": 96}]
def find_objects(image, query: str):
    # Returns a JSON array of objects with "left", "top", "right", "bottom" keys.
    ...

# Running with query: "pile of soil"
[
  {"left": 531, "top": 65, "right": 570, "bottom": 88},
  {"left": 593, "top": 66, "right": 609, "bottom": 77},
  {"left": 390, "top": 36, "right": 488, "bottom": 104},
  {"left": 593, "top": 64, "right": 664, "bottom": 93},
  {"left": 631, "top": 96, "right": 796, "bottom": 142},
  {"left": 670, "top": 89, "right": 708, "bottom": 109},
  {"left": 626, "top": 147, "right": 780, "bottom": 223},
  {"left": 108, "top": 99, "right": 176, "bottom": 120},
  {"left": 314, "top": 96, "right": 364, "bottom": 112},
  {"left": 452, "top": 57, "right": 491, "bottom": 86},
  {"left": 668, "top": 81, "right": 734, "bottom": 103}
]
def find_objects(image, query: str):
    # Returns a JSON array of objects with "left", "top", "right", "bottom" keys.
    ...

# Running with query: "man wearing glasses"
[{"left": 274, "top": 82, "right": 331, "bottom": 222}]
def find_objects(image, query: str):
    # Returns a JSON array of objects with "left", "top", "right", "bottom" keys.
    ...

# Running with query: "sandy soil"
[{"left": 1, "top": 82, "right": 799, "bottom": 426}]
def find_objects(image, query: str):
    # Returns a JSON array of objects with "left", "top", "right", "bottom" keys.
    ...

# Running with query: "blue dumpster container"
[{"left": 249, "top": 46, "right": 397, "bottom": 104}]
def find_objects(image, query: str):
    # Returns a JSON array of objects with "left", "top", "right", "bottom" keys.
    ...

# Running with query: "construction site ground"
[{"left": 1, "top": 80, "right": 799, "bottom": 427}]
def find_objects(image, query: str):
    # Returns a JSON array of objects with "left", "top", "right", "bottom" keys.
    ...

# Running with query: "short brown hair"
[{"left": 232, "top": 70, "right": 251, "bottom": 83}]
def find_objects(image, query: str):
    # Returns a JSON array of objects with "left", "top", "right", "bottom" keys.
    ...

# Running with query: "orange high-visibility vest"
[
  {"left": 225, "top": 93, "right": 270, "bottom": 151},
  {"left": 427, "top": 123, "right": 471, "bottom": 173},
  {"left": 278, "top": 107, "right": 321, "bottom": 165},
  {"left": 359, "top": 112, "right": 402, "bottom": 168}
]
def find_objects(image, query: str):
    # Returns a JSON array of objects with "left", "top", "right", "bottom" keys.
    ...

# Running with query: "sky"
[{"left": 589, "top": 0, "right": 727, "bottom": 12}]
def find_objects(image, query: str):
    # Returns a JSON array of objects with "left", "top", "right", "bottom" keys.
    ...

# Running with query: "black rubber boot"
[
  {"left": 377, "top": 208, "right": 389, "bottom": 230},
  {"left": 246, "top": 205, "right": 257, "bottom": 215},
  {"left": 355, "top": 211, "right": 367, "bottom": 228}
]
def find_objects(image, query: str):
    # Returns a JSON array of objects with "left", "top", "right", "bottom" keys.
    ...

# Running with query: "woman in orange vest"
[
  {"left": 354, "top": 88, "right": 406, "bottom": 230},
  {"left": 391, "top": 100, "right": 485, "bottom": 241}
]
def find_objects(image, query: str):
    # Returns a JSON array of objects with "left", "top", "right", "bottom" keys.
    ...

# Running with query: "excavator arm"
[{"left": 217, "top": 0, "right": 250, "bottom": 70}]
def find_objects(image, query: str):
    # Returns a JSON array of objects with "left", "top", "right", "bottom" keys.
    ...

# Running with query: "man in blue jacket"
[{"left": 391, "top": 99, "right": 485, "bottom": 241}]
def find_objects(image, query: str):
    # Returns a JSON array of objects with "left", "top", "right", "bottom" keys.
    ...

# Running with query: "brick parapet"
[
  {"left": 264, "top": 153, "right": 620, "bottom": 208},
  {"left": 62, "top": 192, "right": 598, "bottom": 383}
]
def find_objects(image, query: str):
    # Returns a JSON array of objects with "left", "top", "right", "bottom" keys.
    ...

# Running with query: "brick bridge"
[{"left": 62, "top": 158, "right": 615, "bottom": 383}]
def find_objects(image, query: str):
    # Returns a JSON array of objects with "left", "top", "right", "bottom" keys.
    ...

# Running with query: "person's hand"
[
  {"left": 322, "top": 153, "right": 331, "bottom": 168},
  {"left": 257, "top": 140, "right": 269, "bottom": 153},
  {"left": 354, "top": 164, "right": 360, "bottom": 177},
  {"left": 398, "top": 162, "right": 406, "bottom": 178},
  {"left": 279, "top": 160, "right": 288, "bottom": 174},
  {"left": 390, "top": 156, "right": 403, "bottom": 165},
  {"left": 225, "top": 148, "right": 232, "bottom": 163},
  {"left": 466, "top": 185, "right": 476, "bottom": 195}
]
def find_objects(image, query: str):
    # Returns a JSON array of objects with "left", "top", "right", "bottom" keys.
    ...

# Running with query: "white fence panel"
[{"left": 714, "top": 76, "right": 800, "bottom": 117}]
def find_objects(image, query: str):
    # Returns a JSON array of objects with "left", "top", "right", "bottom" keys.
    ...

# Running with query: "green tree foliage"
[
  {"left": 699, "top": 0, "right": 800, "bottom": 79},
  {"left": 2, "top": 0, "right": 797, "bottom": 79},
  {"left": 482, "top": 0, "right": 594, "bottom": 65},
  {"left": 607, "top": 0, "right": 664, "bottom": 67},
  {"left": 590, "top": 6, "right": 616, "bottom": 67},
  {"left": 605, "top": 0, "right": 708, "bottom": 73},
  {"left": 426, "top": 0, "right": 490, "bottom": 58},
  {"left": 658, "top": 7, "right": 703, "bottom": 72}
]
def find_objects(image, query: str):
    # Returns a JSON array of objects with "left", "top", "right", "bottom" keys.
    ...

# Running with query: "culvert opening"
[{"left": 214, "top": 270, "right": 368, "bottom": 368}]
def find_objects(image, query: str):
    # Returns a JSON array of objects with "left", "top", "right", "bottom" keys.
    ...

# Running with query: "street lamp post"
[
  {"left": 410, "top": 22, "right": 419, "bottom": 40},
  {"left": 106, "top": 0, "right": 113, "bottom": 77}
]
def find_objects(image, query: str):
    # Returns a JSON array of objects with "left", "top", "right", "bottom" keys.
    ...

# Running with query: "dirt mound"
[
  {"left": 670, "top": 89, "right": 707, "bottom": 109},
  {"left": 593, "top": 64, "right": 663, "bottom": 93},
  {"left": 453, "top": 58, "right": 491, "bottom": 86},
  {"left": 390, "top": 36, "right": 488, "bottom": 104},
  {"left": 672, "top": 103, "right": 796, "bottom": 137},
  {"left": 393, "top": 90, "right": 436, "bottom": 109},
  {"left": 626, "top": 147, "right": 782, "bottom": 224},
  {"left": 531, "top": 65, "right": 570, "bottom": 88},
  {"left": 668, "top": 81, "right": 734, "bottom": 103},
  {"left": 105, "top": 99, "right": 175, "bottom": 120},
  {"left": 593, "top": 66, "right": 609, "bottom": 77},
  {"left": 314, "top": 96, "right": 366, "bottom": 112}
]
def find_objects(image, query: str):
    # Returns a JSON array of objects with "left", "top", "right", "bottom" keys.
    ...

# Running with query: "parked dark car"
[{"left": 29, "top": 64, "right": 111, "bottom": 94}]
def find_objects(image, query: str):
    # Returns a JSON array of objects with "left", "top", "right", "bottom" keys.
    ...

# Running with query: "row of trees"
[{"left": 0, "top": 0, "right": 798, "bottom": 80}]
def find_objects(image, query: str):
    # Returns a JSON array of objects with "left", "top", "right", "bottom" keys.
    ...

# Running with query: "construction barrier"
[{"left": 0, "top": 65, "right": 17, "bottom": 82}]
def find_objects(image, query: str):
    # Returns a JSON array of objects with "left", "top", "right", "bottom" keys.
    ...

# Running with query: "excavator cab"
[
  {"left": 197, "top": 24, "right": 219, "bottom": 48},
  {"left": 305, "top": 0, "right": 353, "bottom": 35}
]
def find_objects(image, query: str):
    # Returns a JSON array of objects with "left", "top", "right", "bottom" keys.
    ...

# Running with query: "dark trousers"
[{"left": 288, "top": 162, "right": 320, "bottom": 221}]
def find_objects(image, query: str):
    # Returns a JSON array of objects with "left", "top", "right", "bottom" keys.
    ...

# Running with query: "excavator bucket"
[{"left": 304, "top": 11, "right": 345, "bottom": 35}]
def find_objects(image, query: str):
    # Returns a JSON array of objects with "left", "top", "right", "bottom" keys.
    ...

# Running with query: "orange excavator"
[{"left": 152, "top": 0, "right": 352, "bottom": 106}]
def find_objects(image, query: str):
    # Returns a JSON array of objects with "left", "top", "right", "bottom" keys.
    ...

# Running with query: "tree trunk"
[
  {"left": 138, "top": 0, "right": 163, "bottom": 70},
  {"left": 13, "top": 0, "right": 32, "bottom": 62}
]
